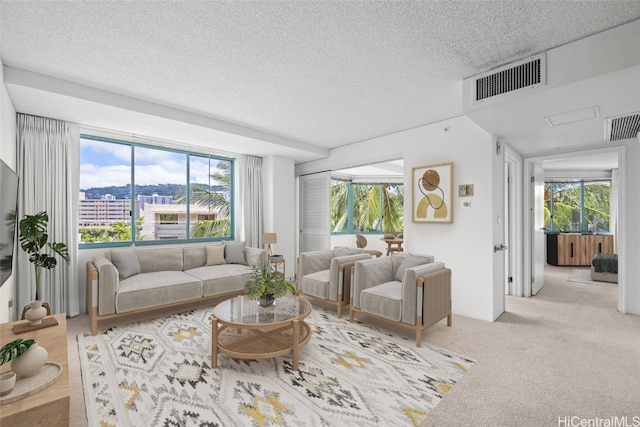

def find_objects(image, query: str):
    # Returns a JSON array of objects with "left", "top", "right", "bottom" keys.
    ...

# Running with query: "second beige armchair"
[{"left": 350, "top": 254, "right": 452, "bottom": 346}]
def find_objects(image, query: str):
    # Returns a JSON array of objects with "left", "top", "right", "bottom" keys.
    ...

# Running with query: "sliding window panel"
[
  {"left": 134, "top": 146, "right": 187, "bottom": 241},
  {"left": 78, "top": 138, "right": 133, "bottom": 244},
  {"left": 189, "top": 155, "right": 232, "bottom": 239}
]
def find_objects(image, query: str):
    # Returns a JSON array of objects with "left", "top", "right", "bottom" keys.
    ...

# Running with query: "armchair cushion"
[
  {"left": 334, "top": 246, "right": 364, "bottom": 257},
  {"left": 360, "top": 281, "right": 402, "bottom": 322},
  {"left": 299, "top": 270, "right": 331, "bottom": 299},
  {"left": 395, "top": 255, "right": 428, "bottom": 281}
]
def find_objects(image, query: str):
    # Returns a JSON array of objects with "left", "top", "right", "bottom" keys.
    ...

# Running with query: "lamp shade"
[{"left": 263, "top": 233, "right": 277, "bottom": 245}]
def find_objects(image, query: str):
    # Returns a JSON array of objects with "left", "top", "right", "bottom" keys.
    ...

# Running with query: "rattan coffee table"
[{"left": 212, "top": 295, "right": 312, "bottom": 370}]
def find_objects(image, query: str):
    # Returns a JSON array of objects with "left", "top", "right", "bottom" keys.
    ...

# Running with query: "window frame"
[
  {"left": 544, "top": 179, "right": 611, "bottom": 234},
  {"left": 78, "top": 134, "right": 235, "bottom": 249}
]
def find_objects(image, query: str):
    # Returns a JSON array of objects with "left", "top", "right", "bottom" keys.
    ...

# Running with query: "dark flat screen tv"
[{"left": 0, "top": 159, "right": 19, "bottom": 287}]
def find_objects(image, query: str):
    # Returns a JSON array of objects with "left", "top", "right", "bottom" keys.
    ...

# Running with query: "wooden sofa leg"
[
  {"left": 337, "top": 299, "right": 342, "bottom": 318},
  {"left": 447, "top": 312, "right": 452, "bottom": 327},
  {"left": 91, "top": 307, "right": 98, "bottom": 336}
]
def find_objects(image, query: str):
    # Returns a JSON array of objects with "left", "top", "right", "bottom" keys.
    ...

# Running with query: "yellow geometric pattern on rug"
[
  {"left": 334, "top": 351, "right": 368, "bottom": 369},
  {"left": 437, "top": 383, "right": 452, "bottom": 393},
  {"left": 119, "top": 384, "right": 139, "bottom": 409},
  {"left": 243, "top": 392, "right": 293, "bottom": 427},
  {"left": 455, "top": 361, "right": 468, "bottom": 372},
  {"left": 99, "top": 421, "right": 116, "bottom": 427},
  {"left": 402, "top": 407, "right": 429, "bottom": 427},
  {"left": 171, "top": 326, "right": 200, "bottom": 341}
]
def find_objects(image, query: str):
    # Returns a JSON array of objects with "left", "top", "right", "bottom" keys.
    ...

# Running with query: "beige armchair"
[
  {"left": 297, "top": 247, "right": 371, "bottom": 317},
  {"left": 350, "top": 254, "right": 452, "bottom": 346}
]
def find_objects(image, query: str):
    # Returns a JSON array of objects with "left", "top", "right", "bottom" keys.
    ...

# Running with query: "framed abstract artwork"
[{"left": 412, "top": 162, "right": 453, "bottom": 223}]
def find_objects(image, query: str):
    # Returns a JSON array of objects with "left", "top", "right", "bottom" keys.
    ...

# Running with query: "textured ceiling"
[{"left": 2, "top": 1, "right": 640, "bottom": 158}]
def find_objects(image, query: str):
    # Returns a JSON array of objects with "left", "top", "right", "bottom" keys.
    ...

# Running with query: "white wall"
[
  {"left": 262, "top": 155, "right": 296, "bottom": 280},
  {"left": 297, "top": 116, "right": 499, "bottom": 321},
  {"left": 0, "top": 62, "right": 18, "bottom": 322},
  {"left": 624, "top": 141, "right": 640, "bottom": 315}
]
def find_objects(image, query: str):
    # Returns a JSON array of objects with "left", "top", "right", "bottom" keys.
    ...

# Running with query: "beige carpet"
[{"left": 66, "top": 265, "right": 640, "bottom": 426}]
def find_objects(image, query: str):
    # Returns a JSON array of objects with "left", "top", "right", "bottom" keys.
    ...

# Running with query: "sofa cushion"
[
  {"left": 224, "top": 240, "right": 246, "bottom": 265},
  {"left": 360, "top": 281, "right": 402, "bottom": 322},
  {"left": 299, "top": 270, "right": 331, "bottom": 300},
  {"left": 206, "top": 244, "right": 226, "bottom": 266},
  {"left": 109, "top": 245, "right": 141, "bottom": 280},
  {"left": 137, "top": 247, "right": 184, "bottom": 273},
  {"left": 115, "top": 271, "right": 203, "bottom": 313},
  {"left": 185, "top": 264, "right": 252, "bottom": 296},
  {"left": 395, "top": 255, "right": 427, "bottom": 282},
  {"left": 183, "top": 246, "right": 206, "bottom": 270}
]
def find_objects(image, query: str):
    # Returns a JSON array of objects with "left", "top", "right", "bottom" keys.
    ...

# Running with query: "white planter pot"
[{"left": 11, "top": 342, "right": 48, "bottom": 378}]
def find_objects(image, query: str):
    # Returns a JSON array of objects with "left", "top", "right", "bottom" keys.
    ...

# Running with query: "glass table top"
[{"left": 213, "top": 295, "right": 311, "bottom": 326}]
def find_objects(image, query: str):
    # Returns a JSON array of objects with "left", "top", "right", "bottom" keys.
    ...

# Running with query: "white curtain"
[
  {"left": 236, "top": 155, "right": 263, "bottom": 248},
  {"left": 16, "top": 114, "right": 80, "bottom": 318},
  {"left": 610, "top": 168, "right": 619, "bottom": 252}
]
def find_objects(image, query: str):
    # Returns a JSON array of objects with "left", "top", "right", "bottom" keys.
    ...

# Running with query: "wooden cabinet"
[
  {"left": 547, "top": 234, "right": 614, "bottom": 266},
  {"left": 0, "top": 314, "right": 69, "bottom": 427}
]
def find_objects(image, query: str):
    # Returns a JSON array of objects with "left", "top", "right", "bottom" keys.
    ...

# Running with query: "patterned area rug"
[
  {"left": 567, "top": 268, "right": 617, "bottom": 287},
  {"left": 78, "top": 306, "right": 474, "bottom": 426}
]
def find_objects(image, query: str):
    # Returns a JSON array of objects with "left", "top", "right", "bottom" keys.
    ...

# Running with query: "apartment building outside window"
[{"left": 79, "top": 135, "right": 233, "bottom": 247}]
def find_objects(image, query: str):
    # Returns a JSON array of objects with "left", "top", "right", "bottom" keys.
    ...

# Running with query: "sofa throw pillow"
[
  {"left": 394, "top": 255, "right": 426, "bottom": 282},
  {"left": 224, "top": 240, "right": 247, "bottom": 265},
  {"left": 110, "top": 245, "right": 141, "bottom": 280},
  {"left": 206, "top": 244, "right": 226, "bottom": 266}
]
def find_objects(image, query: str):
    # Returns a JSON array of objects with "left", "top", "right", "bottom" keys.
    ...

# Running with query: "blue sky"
[{"left": 80, "top": 138, "right": 228, "bottom": 190}]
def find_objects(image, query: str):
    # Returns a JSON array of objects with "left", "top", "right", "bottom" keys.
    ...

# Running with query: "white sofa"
[{"left": 86, "top": 242, "right": 266, "bottom": 335}]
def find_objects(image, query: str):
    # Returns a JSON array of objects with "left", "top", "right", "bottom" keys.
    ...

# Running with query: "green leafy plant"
[
  {"left": 19, "top": 211, "right": 70, "bottom": 300},
  {"left": 0, "top": 338, "right": 35, "bottom": 365},
  {"left": 244, "top": 262, "right": 296, "bottom": 300}
]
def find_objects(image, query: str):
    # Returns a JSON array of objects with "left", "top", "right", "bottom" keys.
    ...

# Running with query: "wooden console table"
[{"left": 0, "top": 313, "right": 69, "bottom": 426}]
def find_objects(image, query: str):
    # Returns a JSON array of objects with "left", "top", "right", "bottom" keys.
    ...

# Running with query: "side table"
[
  {"left": 0, "top": 313, "right": 69, "bottom": 426},
  {"left": 270, "top": 255, "right": 285, "bottom": 279}
]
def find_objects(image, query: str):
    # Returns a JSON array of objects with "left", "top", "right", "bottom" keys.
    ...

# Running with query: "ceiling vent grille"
[
  {"left": 605, "top": 112, "right": 640, "bottom": 142},
  {"left": 472, "top": 54, "right": 546, "bottom": 105}
]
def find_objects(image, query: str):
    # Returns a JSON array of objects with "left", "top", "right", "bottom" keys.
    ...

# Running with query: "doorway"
[{"left": 523, "top": 146, "right": 625, "bottom": 311}]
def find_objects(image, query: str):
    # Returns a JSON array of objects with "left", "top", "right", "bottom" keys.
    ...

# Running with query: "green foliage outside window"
[
  {"left": 331, "top": 180, "right": 403, "bottom": 233},
  {"left": 544, "top": 181, "right": 610, "bottom": 233}
]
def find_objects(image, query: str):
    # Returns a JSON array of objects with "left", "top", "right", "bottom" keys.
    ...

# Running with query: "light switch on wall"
[{"left": 458, "top": 184, "right": 474, "bottom": 197}]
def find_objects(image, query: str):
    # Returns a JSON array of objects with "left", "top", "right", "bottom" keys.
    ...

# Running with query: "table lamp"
[{"left": 263, "top": 233, "right": 277, "bottom": 258}]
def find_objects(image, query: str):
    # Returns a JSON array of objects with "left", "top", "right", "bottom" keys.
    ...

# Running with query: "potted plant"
[
  {"left": 19, "top": 211, "right": 70, "bottom": 323},
  {"left": 244, "top": 262, "right": 296, "bottom": 307}
]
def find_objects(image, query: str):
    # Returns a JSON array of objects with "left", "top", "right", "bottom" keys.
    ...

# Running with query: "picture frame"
[{"left": 412, "top": 162, "right": 453, "bottom": 223}]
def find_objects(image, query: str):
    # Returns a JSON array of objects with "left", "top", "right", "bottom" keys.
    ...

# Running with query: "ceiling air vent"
[
  {"left": 472, "top": 53, "right": 546, "bottom": 105},
  {"left": 604, "top": 112, "right": 640, "bottom": 142}
]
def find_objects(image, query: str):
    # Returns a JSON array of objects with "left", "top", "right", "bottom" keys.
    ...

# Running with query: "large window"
[
  {"left": 79, "top": 135, "right": 233, "bottom": 246},
  {"left": 331, "top": 179, "right": 403, "bottom": 233},
  {"left": 544, "top": 180, "right": 610, "bottom": 233}
]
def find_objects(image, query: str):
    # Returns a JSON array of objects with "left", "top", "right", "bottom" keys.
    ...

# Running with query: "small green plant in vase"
[
  {"left": 244, "top": 262, "right": 296, "bottom": 307},
  {"left": 19, "top": 211, "right": 70, "bottom": 323}
]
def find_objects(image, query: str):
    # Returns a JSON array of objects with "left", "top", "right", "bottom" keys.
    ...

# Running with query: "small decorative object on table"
[
  {"left": 244, "top": 262, "right": 296, "bottom": 307},
  {"left": 0, "top": 338, "right": 48, "bottom": 381},
  {"left": 18, "top": 211, "right": 69, "bottom": 326}
]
